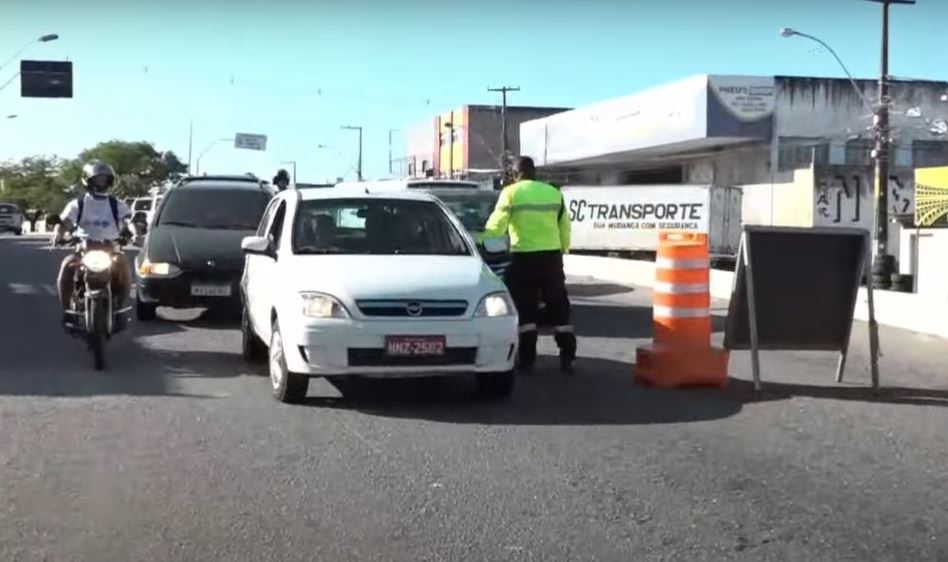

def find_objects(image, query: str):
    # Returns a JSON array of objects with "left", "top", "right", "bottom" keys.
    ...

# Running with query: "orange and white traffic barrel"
[{"left": 635, "top": 232, "right": 728, "bottom": 388}]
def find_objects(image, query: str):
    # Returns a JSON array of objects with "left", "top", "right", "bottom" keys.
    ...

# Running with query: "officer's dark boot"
[
  {"left": 554, "top": 331, "right": 577, "bottom": 374},
  {"left": 517, "top": 331, "right": 538, "bottom": 374}
]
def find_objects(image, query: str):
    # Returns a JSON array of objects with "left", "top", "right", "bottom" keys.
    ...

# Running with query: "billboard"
[
  {"left": 915, "top": 166, "right": 948, "bottom": 228},
  {"left": 706, "top": 75, "right": 775, "bottom": 138}
]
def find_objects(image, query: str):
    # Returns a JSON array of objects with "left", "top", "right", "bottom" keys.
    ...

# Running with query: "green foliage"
[{"left": 0, "top": 140, "right": 187, "bottom": 211}]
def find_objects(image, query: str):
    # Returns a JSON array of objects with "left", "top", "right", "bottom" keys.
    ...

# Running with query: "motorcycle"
[{"left": 56, "top": 237, "right": 131, "bottom": 370}]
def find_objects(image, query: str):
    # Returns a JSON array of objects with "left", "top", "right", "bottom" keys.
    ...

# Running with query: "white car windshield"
[{"left": 293, "top": 198, "right": 470, "bottom": 256}]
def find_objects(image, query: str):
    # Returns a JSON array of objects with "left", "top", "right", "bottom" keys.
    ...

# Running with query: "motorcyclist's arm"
[
  {"left": 478, "top": 188, "right": 512, "bottom": 244},
  {"left": 53, "top": 201, "right": 79, "bottom": 244},
  {"left": 558, "top": 194, "right": 571, "bottom": 254}
]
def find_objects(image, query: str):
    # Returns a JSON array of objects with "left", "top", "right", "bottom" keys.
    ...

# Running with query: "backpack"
[{"left": 76, "top": 195, "right": 121, "bottom": 231}]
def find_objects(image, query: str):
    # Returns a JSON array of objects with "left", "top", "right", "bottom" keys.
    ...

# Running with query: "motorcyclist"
[
  {"left": 53, "top": 161, "right": 135, "bottom": 323},
  {"left": 273, "top": 169, "right": 291, "bottom": 191}
]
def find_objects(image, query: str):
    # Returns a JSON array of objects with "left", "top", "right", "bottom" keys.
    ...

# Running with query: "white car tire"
[
  {"left": 475, "top": 370, "right": 516, "bottom": 399},
  {"left": 241, "top": 306, "right": 266, "bottom": 365},
  {"left": 269, "top": 321, "right": 308, "bottom": 404}
]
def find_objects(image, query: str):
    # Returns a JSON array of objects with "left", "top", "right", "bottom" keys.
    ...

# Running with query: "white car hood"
[{"left": 286, "top": 254, "right": 503, "bottom": 301}]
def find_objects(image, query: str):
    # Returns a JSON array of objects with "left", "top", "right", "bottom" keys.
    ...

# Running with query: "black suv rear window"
[{"left": 158, "top": 187, "right": 270, "bottom": 230}]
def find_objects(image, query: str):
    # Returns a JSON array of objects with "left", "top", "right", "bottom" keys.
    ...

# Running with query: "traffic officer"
[{"left": 480, "top": 156, "right": 576, "bottom": 373}]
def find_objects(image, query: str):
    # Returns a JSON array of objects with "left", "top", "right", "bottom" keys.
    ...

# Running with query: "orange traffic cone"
[{"left": 635, "top": 232, "right": 728, "bottom": 388}]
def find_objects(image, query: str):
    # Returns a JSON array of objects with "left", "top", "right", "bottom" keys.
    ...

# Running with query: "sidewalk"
[{"left": 564, "top": 254, "right": 948, "bottom": 340}]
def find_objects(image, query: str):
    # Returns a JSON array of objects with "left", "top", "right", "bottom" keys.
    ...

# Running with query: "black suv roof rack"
[{"left": 175, "top": 174, "right": 272, "bottom": 192}]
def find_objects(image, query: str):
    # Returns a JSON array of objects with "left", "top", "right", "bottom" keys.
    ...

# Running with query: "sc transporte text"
[{"left": 567, "top": 200, "right": 704, "bottom": 230}]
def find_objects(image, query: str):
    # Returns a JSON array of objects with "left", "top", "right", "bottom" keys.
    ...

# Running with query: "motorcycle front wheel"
[{"left": 88, "top": 298, "right": 108, "bottom": 370}]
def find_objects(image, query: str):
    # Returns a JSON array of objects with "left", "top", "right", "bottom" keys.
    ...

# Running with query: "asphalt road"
[{"left": 2, "top": 234, "right": 948, "bottom": 562}]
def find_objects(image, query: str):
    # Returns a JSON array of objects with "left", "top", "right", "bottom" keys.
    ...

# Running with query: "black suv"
[
  {"left": 134, "top": 175, "right": 274, "bottom": 320},
  {"left": 423, "top": 186, "right": 511, "bottom": 278}
]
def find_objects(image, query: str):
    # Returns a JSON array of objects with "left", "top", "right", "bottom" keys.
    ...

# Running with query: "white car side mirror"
[{"left": 242, "top": 235, "right": 273, "bottom": 257}]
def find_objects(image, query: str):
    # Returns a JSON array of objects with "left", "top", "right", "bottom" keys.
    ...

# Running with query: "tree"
[
  {"left": 0, "top": 156, "right": 72, "bottom": 213},
  {"left": 64, "top": 140, "right": 187, "bottom": 198}
]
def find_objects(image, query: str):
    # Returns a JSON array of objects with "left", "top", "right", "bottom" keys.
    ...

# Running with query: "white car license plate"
[
  {"left": 385, "top": 335, "right": 446, "bottom": 357},
  {"left": 191, "top": 284, "right": 232, "bottom": 297}
]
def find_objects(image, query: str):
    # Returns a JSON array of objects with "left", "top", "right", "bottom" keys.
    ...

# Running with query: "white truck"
[{"left": 560, "top": 184, "right": 742, "bottom": 262}]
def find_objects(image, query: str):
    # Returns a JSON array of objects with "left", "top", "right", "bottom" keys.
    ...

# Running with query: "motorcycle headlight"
[
  {"left": 474, "top": 292, "right": 513, "bottom": 318},
  {"left": 300, "top": 292, "right": 350, "bottom": 319},
  {"left": 138, "top": 260, "right": 181, "bottom": 277},
  {"left": 82, "top": 250, "right": 113, "bottom": 273}
]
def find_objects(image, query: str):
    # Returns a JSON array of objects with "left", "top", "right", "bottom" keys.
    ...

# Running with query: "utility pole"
[
  {"left": 341, "top": 125, "right": 363, "bottom": 181},
  {"left": 388, "top": 128, "right": 398, "bottom": 176},
  {"left": 866, "top": 0, "right": 913, "bottom": 289},
  {"left": 443, "top": 122, "right": 455, "bottom": 179},
  {"left": 187, "top": 120, "right": 194, "bottom": 175},
  {"left": 488, "top": 85, "right": 520, "bottom": 175}
]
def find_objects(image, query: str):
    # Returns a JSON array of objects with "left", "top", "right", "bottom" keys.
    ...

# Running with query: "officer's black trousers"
[{"left": 503, "top": 250, "right": 577, "bottom": 367}]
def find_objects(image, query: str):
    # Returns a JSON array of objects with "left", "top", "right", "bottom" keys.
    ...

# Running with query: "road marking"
[{"left": 42, "top": 284, "right": 57, "bottom": 296}]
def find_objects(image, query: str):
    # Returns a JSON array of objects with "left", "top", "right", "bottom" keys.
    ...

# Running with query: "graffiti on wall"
[{"left": 813, "top": 165, "right": 915, "bottom": 229}]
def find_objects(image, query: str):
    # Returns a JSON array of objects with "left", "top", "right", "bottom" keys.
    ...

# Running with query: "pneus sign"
[{"left": 562, "top": 186, "right": 711, "bottom": 251}]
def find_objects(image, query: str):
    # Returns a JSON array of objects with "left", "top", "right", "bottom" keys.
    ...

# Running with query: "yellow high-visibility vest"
[{"left": 480, "top": 179, "right": 570, "bottom": 253}]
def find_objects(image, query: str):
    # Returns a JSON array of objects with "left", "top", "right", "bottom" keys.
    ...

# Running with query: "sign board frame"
[
  {"left": 234, "top": 133, "right": 267, "bottom": 151},
  {"left": 723, "top": 225, "right": 880, "bottom": 391}
]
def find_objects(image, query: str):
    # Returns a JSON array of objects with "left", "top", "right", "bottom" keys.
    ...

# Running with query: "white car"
[
  {"left": 239, "top": 189, "right": 518, "bottom": 404},
  {"left": 0, "top": 202, "right": 24, "bottom": 235}
]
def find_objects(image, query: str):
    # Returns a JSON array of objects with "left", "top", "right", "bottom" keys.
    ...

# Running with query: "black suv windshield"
[
  {"left": 293, "top": 198, "right": 470, "bottom": 256},
  {"left": 432, "top": 191, "right": 499, "bottom": 233},
  {"left": 159, "top": 187, "right": 270, "bottom": 230}
]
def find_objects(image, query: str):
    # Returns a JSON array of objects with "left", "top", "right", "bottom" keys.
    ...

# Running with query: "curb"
[{"left": 564, "top": 254, "right": 948, "bottom": 340}]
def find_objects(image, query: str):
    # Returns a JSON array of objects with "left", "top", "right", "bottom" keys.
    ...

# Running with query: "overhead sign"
[
  {"left": 20, "top": 60, "right": 73, "bottom": 99},
  {"left": 234, "top": 133, "right": 267, "bottom": 151}
]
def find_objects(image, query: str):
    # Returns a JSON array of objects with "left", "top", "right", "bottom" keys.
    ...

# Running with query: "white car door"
[
  {"left": 250, "top": 199, "right": 288, "bottom": 343},
  {"left": 244, "top": 198, "right": 281, "bottom": 337}
]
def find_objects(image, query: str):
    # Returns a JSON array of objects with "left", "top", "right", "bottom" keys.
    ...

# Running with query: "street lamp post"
[
  {"left": 443, "top": 122, "right": 455, "bottom": 179},
  {"left": 781, "top": 4, "right": 913, "bottom": 289},
  {"left": 317, "top": 144, "right": 362, "bottom": 180},
  {"left": 194, "top": 137, "right": 233, "bottom": 175},
  {"left": 0, "top": 33, "right": 59, "bottom": 74},
  {"left": 341, "top": 125, "right": 363, "bottom": 181}
]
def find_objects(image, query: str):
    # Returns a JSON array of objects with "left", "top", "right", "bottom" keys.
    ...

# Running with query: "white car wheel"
[{"left": 269, "top": 322, "right": 308, "bottom": 404}]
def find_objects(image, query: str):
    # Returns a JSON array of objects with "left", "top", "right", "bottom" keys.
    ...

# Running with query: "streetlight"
[
  {"left": 443, "top": 122, "right": 455, "bottom": 179},
  {"left": 317, "top": 144, "right": 362, "bottom": 180},
  {"left": 0, "top": 33, "right": 59, "bottom": 74},
  {"left": 781, "top": 7, "right": 913, "bottom": 290},
  {"left": 5, "top": 114, "right": 16, "bottom": 119},
  {"left": 340, "top": 125, "right": 363, "bottom": 181},
  {"left": 194, "top": 137, "right": 233, "bottom": 175},
  {"left": 779, "top": 28, "right": 871, "bottom": 111},
  {"left": 388, "top": 128, "right": 399, "bottom": 176}
]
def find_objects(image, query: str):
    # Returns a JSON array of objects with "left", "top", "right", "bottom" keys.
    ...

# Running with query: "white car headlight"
[
  {"left": 138, "top": 260, "right": 181, "bottom": 277},
  {"left": 474, "top": 292, "right": 513, "bottom": 318},
  {"left": 300, "top": 292, "right": 350, "bottom": 319},
  {"left": 82, "top": 250, "right": 113, "bottom": 273}
]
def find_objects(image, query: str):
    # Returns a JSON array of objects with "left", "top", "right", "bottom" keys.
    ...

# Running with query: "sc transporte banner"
[{"left": 561, "top": 185, "right": 710, "bottom": 251}]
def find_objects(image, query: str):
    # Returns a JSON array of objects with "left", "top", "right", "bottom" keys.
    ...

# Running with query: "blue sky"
[{"left": 1, "top": 0, "right": 945, "bottom": 183}]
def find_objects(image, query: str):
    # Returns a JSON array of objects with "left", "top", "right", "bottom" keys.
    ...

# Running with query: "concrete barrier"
[{"left": 564, "top": 254, "right": 948, "bottom": 340}]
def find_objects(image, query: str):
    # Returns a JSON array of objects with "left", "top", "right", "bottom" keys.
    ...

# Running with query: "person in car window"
[{"left": 53, "top": 161, "right": 135, "bottom": 322}]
